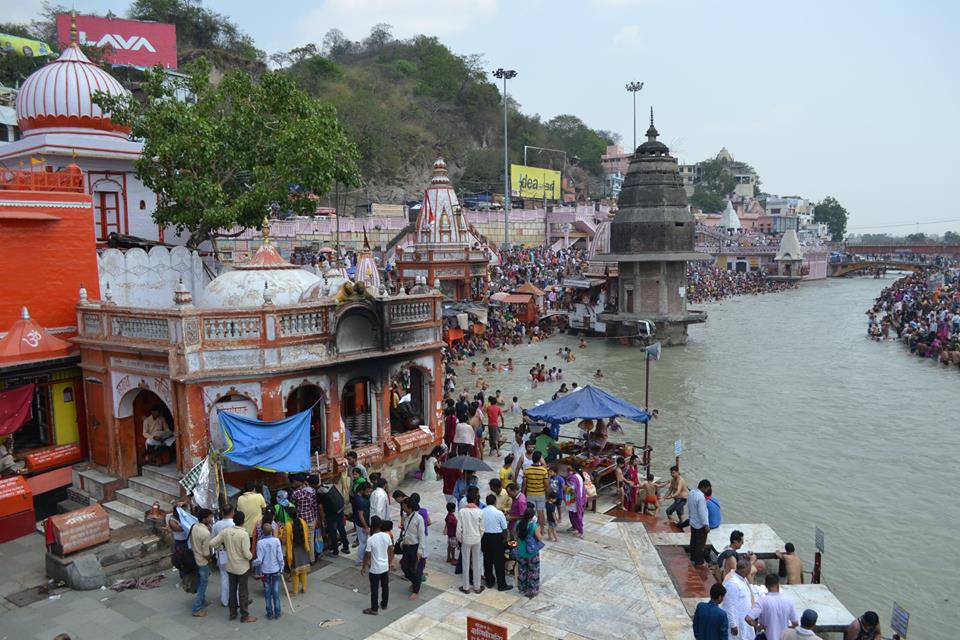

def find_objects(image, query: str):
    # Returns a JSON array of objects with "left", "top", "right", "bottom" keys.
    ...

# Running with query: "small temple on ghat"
[
  {"left": 396, "top": 157, "right": 490, "bottom": 300},
  {"left": 73, "top": 218, "right": 444, "bottom": 494}
]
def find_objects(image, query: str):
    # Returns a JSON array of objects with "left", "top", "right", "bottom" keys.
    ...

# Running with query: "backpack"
[{"left": 171, "top": 524, "right": 198, "bottom": 575}]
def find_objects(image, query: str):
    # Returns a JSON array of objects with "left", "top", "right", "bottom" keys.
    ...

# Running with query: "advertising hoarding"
[
  {"left": 510, "top": 164, "right": 561, "bottom": 201},
  {"left": 56, "top": 14, "right": 177, "bottom": 69}
]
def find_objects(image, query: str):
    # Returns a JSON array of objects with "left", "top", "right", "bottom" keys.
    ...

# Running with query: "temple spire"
[
  {"left": 645, "top": 106, "right": 659, "bottom": 142},
  {"left": 69, "top": 10, "right": 78, "bottom": 45}
]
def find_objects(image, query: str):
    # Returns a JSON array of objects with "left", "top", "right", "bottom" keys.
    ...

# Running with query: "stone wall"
[{"left": 97, "top": 246, "right": 209, "bottom": 308}]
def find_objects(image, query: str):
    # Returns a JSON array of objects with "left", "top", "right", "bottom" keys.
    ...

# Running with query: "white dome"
[
  {"left": 416, "top": 157, "right": 469, "bottom": 245},
  {"left": 16, "top": 44, "right": 130, "bottom": 137},
  {"left": 202, "top": 244, "right": 320, "bottom": 308}
]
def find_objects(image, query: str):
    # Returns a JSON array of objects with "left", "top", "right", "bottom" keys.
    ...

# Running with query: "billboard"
[
  {"left": 0, "top": 34, "right": 53, "bottom": 57},
  {"left": 56, "top": 14, "right": 177, "bottom": 69},
  {"left": 510, "top": 164, "right": 561, "bottom": 201}
]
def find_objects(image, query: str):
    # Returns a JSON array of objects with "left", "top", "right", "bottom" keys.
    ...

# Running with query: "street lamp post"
[
  {"left": 625, "top": 81, "right": 644, "bottom": 150},
  {"left": 493, "top": 67, "right": 517, "bottom": 249}
]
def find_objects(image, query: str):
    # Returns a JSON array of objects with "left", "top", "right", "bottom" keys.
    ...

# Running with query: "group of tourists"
[
  {"left": 686, "top": 265, "right": 799, "bottom": 303},
  {"left": 489, "top": 245, "right": 588, "bottom": 298},
  {"left": 868, "top": 267, "right": 960, "bottom": 364}
]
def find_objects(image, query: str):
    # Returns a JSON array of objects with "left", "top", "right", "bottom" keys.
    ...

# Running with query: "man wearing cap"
[{"left": 781, "top": 610, "right": 822, "bottom": 639}]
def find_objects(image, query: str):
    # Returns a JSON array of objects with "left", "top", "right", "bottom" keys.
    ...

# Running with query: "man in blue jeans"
[
  {"left": 190, "top": 509, "right": 214, "bottom": 617},
  {"left": 252, "top": 522, "right": 285, "bottom": 620}
]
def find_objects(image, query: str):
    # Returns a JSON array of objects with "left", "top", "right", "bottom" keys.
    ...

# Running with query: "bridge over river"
[{"left": 829, "top": 259, "right": 924, "bottom": 277}]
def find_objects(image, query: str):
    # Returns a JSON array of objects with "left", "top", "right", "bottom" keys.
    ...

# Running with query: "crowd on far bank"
[
  {"left": 489, "top": 246, "right": 587, "bottom": 297},
  {"left": 868, "top": 267, "right": 960, "bottom": 365},
  {"left": 686, "top": 265, "right": 799, "bottom": 303}
]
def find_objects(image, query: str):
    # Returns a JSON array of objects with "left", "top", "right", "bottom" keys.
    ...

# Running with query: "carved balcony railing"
[{"left": 203, "top": 316, "right": 262, "bottom": 340}]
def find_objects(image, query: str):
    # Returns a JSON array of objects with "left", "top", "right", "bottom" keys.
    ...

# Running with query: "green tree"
[
  {"left": 93, "top": 59, "right": 361, "bottom": 249},
  {"left": 905, "top": 232, "right": 927, "bottom": 243},
  {"left": 942, "top": 231, "right": 960, "bottom": 244},
  {"left": 697, "top": 157, "right": 737, "bottom": 197},
  {"left": 689, "top": 187, "right": 725, "bottom": 213},
  {"left": 813, "top": 196, "right": 849, "bottom": 240}
]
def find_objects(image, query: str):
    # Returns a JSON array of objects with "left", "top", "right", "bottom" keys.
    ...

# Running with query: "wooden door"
[{"left": 84, "top": 380, "right": 109, "bottom": 466}]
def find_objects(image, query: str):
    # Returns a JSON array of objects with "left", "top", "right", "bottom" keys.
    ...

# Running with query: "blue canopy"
[
  {"left": 220, "top": 406, "right": 312, "bottom": 472},
  {"left": 524, "top": 385, "right": 650, "bottom": 424}
]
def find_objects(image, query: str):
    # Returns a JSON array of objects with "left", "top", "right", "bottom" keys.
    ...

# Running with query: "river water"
[{"left": 455, "top": 276, "right": 958, "bottom": 639}]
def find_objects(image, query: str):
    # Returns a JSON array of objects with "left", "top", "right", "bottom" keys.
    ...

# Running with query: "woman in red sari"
[{"left": 624, "top": 455, "right": 641, "bottom": 512}]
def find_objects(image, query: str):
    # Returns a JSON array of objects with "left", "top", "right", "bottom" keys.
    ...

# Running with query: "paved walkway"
[{"left": 1, "top": 466, "right": 697, "bottom": 640}]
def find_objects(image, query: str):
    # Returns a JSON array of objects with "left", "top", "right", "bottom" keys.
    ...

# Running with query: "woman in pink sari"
[{"left": 566, "top": 463, "right": 586, "bottom": 538}]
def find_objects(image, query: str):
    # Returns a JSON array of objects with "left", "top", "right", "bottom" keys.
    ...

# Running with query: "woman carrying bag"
[{"left": 513, "top": 504, "right": 544, "bottom": 598}]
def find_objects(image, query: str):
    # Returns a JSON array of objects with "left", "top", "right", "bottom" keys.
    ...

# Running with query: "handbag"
[
  {"left": 583, "top": 472, "right": 597, "bottom": 498},
  {"left": 524, "top": 525, "right": 545, "bottom": 555},
  {"left": 393, "top": 513, "right": 410, "bottom": 554}
]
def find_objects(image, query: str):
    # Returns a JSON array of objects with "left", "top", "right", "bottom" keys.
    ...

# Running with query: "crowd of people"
[
  {"left": 687, "top": 265, "right": 799, "bottom": 303},
  {"left": 868, "top": 267, "right": 960, "bottom": 364},
  {"left": 488, "top": 245, "right": 588, "bottom": 296}
]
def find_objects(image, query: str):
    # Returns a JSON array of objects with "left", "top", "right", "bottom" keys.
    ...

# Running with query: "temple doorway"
[
  {"left": 285, "top": 385, "right": 326, "bottom": 455},
  {"left": 389, "top": 367, "right": 429, "bottom": 433},
  {"left": 341, "top": 377, "right": 374, "bottom": 448},
  {"left": 117, "top": 388, "right": 174, "bottom": 476}
]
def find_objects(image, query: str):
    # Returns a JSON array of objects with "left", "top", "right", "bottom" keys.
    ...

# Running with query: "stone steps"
[
  {"left": 140, "top": 464, "right": 179, "bottom": 484},
  {"left": 103, "top": 500, "right": 145, "bottom": 525},
  {"left": 127, "top": 475, "right": 180, "bottom": 504},
  {"left": 116, "top": 487, "right": 157, "bottom": 514}
]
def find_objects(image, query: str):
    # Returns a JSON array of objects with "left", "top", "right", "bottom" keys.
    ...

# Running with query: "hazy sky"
[{"left": 11, "top": 0, "right": 960, "bottom": 234}]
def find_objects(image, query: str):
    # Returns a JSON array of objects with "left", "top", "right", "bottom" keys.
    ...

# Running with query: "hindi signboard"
[
  {"left": 467, "top": 616, "right": 508, "bottom": 640},
  {"left": 891, "top": 602, "right": 909, "bottom": 638},
  {"left": 49, "top": 504, "right": 110, "bottom": 555},
  {"left": 25, "top": 443, "right": 82, "bottom": 472},
  {"left": 0, "top": 475, "right": 32, "bottom": 518}
]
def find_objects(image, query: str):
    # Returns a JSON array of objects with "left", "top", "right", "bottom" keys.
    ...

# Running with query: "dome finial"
[
  {"left": 650, "top": 106, "right": 654, "bottom": 127},
  {"left": 645, "top": 106, "right": 659, "bottom": 142},
  {"left": 362, "top": 226, "right": 371, "bottom": 251},
  {"left": 70, "top": 10, "right": 78, "bottom": 46},
  {"left": 21, "top": 306, "right": 30, "bottom": 320},
  {"left": 261, "top": 215, "right": 271, "bottom": 245}
]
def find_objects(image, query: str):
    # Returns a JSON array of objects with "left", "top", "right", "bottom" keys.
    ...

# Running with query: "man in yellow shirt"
[
  {"left": 143, "top": 407, "right": 174, "bottom": 447},
  {"left": 489, "top": 478, "right": 512, "bottom": 513},
  {"left": 522, "top": 451, "right": 549, "bottom": 527},
  {"left": 236, "top": 481, "right": 266, "bottom": 536}
]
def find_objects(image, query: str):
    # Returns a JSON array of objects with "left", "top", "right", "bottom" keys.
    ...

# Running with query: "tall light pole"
[
  {"left": 493, "top": 67, "right": 517, "bottom": 249},
  {"left": 625, "top": 81, "right": 644, "bottom": 150}
]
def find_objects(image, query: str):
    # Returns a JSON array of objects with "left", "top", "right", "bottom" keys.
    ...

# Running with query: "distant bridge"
[
  {"left": 829, "top": 260, "right": 924, "bottom": 277},
  {"left": 844, "top": 243, "right": 960, "bottom": 256}
]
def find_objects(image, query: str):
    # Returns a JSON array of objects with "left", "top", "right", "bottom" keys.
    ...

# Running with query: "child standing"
[
  {"left": 284, "top": 506, "right": 311, "bottom": 595},
  {"left": 361, "top": 519, "right": 394, "bottom": 615},
  {"left": 252, "top": 523, "right": 284, "bottom": 620},
  {"left": 444, "top": 502, "right": 458, "bottom": 564},
  {"left": 545, "top": 490, "right": 560, "bottom": 542}
]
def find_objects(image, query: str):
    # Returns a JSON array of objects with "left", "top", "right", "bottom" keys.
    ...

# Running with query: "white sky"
[{"left": 11, "top": 0, "right": 960, "bottom": 234}]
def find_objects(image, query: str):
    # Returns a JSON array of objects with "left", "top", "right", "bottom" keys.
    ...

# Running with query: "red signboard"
[
  {"left": 56, "top": 14, "right": 177, "bottom": 69},
  {"left": 49, "top": 504, "right": 111, "bottom": 555},
  {"left": 25, "top": 443, "right": 83, "bottom": 472},
  {"left": 0, "top": 475, "right": 33, "bottom": 518},
  {"left": 467, "top": 616, "right": 508, "bottom": 640}
]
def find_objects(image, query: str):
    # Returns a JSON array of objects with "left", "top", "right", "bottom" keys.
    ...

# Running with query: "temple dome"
[
  {"left": 202, "top": 243, "right": 320, "bottom": 308},
  {"left": 16, "top": 43, "right": 130, "bottom": 137},
  {"left": 416, "top": 157, "right": 469, "bottom": 245}
]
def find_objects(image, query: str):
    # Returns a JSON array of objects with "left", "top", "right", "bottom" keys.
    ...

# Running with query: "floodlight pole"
[{"left": 493, "top": 68, "right": 517, "bottom": 249}]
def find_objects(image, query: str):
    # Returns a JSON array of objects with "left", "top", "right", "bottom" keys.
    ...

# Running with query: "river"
[{"left": 454, "top": 276, "right": 958, "bottom": 639}]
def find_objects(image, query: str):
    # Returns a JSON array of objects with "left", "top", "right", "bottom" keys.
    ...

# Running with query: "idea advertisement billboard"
[
  {"left": 510, "top": 164, "right": 561, "bottom": 201},
  {"left": 56, "top": 14, "right": 177, "bottom": 69}
]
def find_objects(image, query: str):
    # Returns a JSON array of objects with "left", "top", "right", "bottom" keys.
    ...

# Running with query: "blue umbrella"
[{"left": 524, "top": 385, "right": 650, "bottom": 424}]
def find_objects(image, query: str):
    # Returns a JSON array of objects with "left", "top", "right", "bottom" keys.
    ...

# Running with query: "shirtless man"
[
  {"left": 639, "top": 473, "right": 660, "bottom": 515},
  {"left": 776, "top": 542, "right": 803, "bottom": 584},
  {"left": 663, "top": 466, "right": 688, "bottom": 524}
]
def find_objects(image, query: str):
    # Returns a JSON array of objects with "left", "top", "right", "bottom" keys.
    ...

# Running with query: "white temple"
[{"left": 719, "top": 200, "right": 742, "bottom": 231}]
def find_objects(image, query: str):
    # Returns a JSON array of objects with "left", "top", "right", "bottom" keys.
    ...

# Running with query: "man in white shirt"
[
  {"left": 746, "top": 574, "right": 799, "bottom": 640},
  {"left": 481, "top": 494, "right": 512, "bottom": 591},
  {"left": 360, "top": 519, "right": 395, "bottom": 615},
  {"left": 369, "top": 477, "right": 389, "bottom": 521},
  {"left": 211, "top": 505, "right": 236, "bottom": 608},
  {"left": 722, "top": 557, "right": 756, "bottom": 640},
  {"left": 454, "top": 419, "right": 476, "bottom": 456},
  {"left": 456, "top": 492, "right": 485, "bottom": 594}
]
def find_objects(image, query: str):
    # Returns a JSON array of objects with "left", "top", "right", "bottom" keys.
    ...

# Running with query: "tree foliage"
[
  {"left": 813, "top": 196, "right": 849, "bottom": 240},
  {"left": 943, "top": 231, "right": 960, "bottom": 244},
  {"left": 905, "top": 232, "right": 927, "bottom": 243},
  {"left": 93, "top": 59, "right": 361, "bottom": 248},
  {"left": 689, "top": 187, "right": 726, "bottom": 214}
]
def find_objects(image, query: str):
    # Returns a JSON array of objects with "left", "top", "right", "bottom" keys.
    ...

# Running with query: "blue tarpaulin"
[
  {"left": 220, "top": 406, "right": 312, "bottom": 472},
  {"left": 524, "top": 385, "right": 651, "bottom": 424}
]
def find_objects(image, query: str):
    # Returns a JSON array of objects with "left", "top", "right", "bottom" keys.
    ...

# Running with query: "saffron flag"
[
  {"left": 219, "top": 406, "right": 312, "bottom": 473},
  {"left": 0, "top": 384, "right": 34, "bottom": 436}
]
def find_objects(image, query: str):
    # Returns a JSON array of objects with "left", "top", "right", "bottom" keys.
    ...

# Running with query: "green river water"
[{"left": 454, "top": 276, "right": 957, "bottom": 639}]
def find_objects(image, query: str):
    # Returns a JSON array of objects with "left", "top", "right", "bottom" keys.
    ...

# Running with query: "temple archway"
[
  {"left": 341, "top": 377, "right": 376, "bottom": 448},
  {"left": 117, "top": 387, "right": 174, "bottom": 473},
  {"left": 285, "top": 384, "right": 327, "bottom": 455}
]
